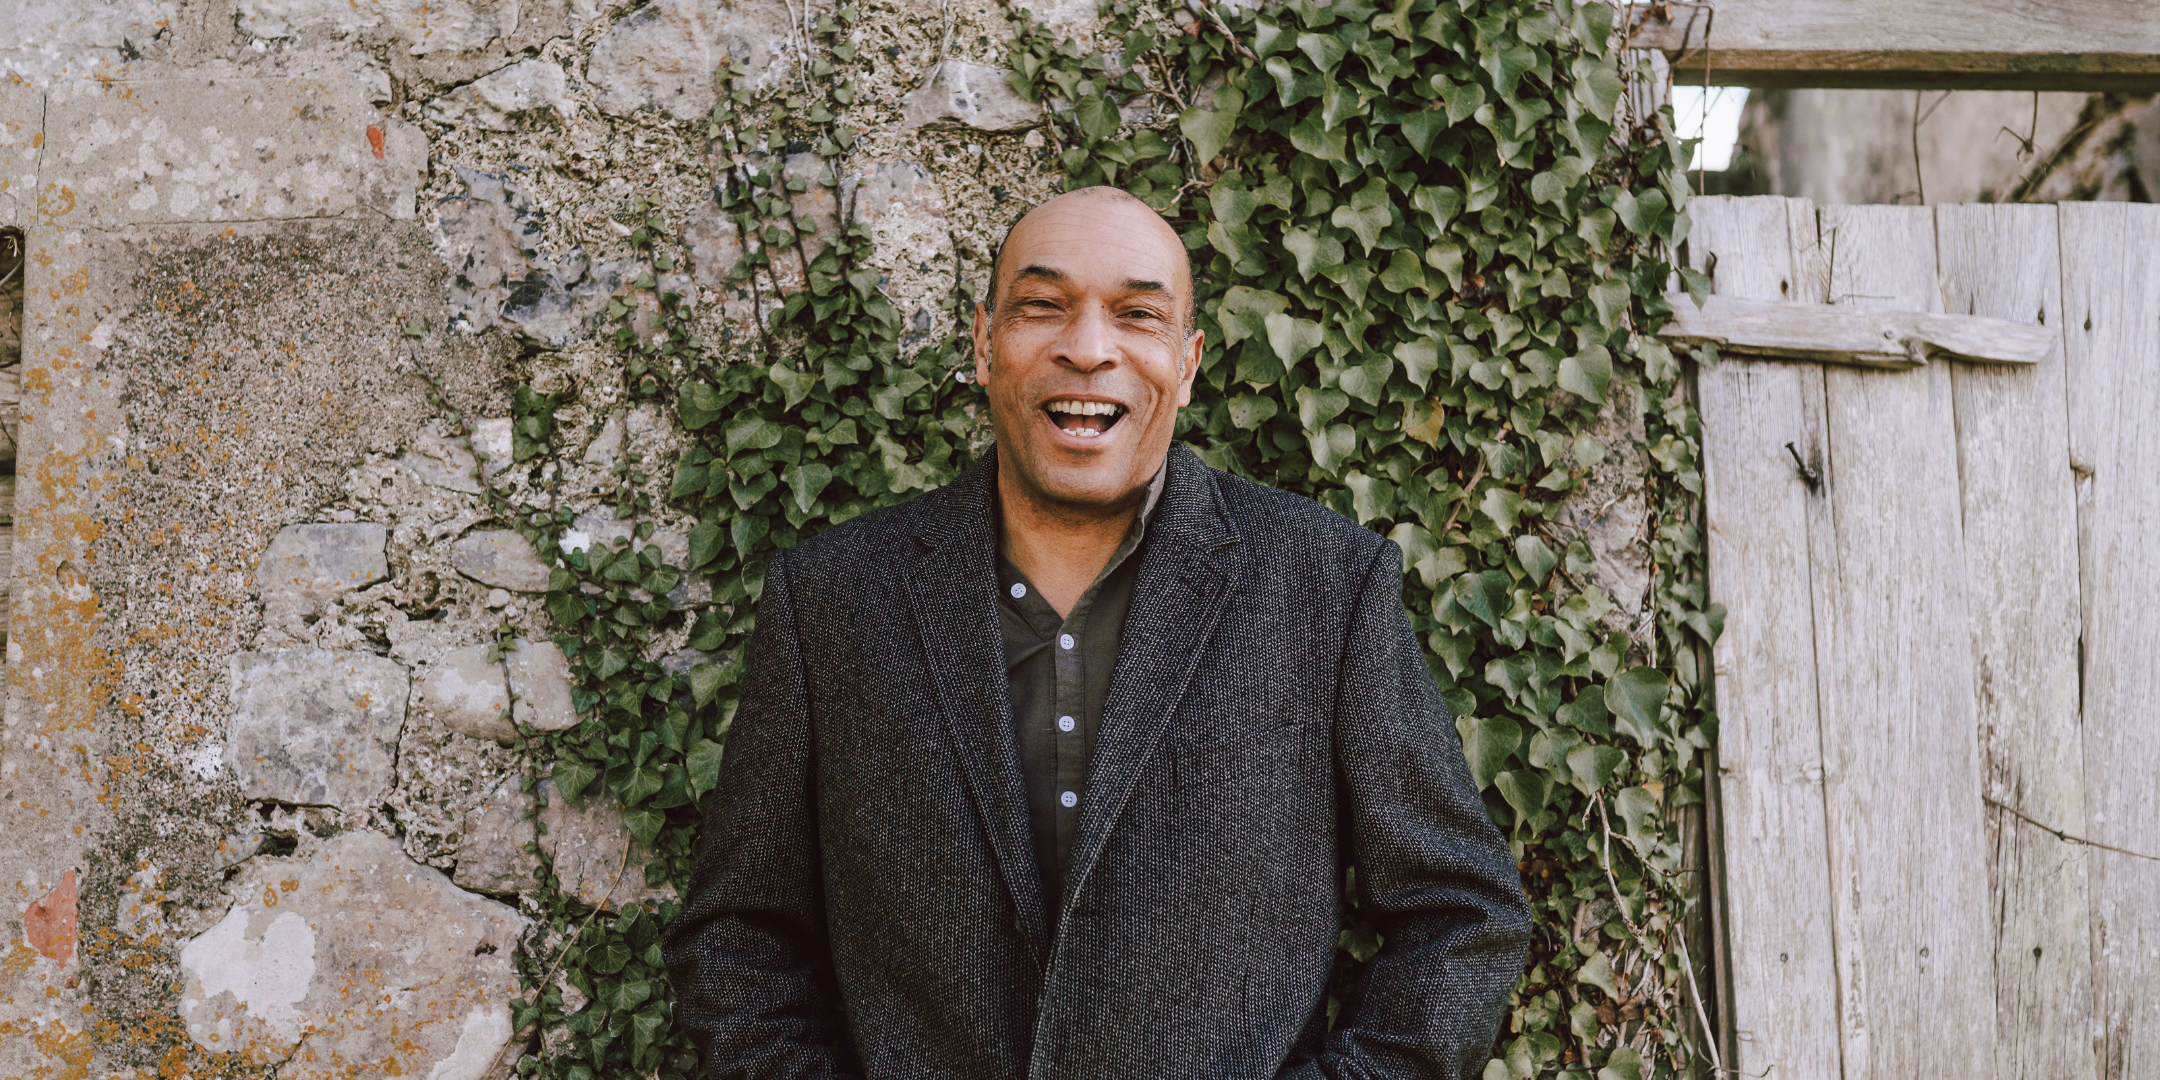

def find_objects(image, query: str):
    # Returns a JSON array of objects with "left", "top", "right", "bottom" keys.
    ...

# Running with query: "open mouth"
[{"left": 1044, "top": 399, "right": 1127, "bottom": 439}]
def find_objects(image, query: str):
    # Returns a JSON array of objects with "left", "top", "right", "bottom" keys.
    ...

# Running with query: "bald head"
[{"left": 986, "top": 187, "right": 1195, "bottom": 340}]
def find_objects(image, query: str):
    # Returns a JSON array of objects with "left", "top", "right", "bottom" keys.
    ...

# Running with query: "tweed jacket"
[{"left": 663, "top": 443, "right": 1532, "bottom": 1080}]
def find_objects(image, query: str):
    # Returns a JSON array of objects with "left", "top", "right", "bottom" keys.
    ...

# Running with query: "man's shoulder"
[
  {"left": 776, "top": 484, "right": 950, "bottom": 573},
  {"left": 1200, "top": 460, "right": 1392, "bottom": 568}
]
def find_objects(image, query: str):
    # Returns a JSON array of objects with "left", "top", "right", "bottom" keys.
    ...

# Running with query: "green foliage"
[{"left": 499, "top": 0, "right": 1721, "bottom": 1077}]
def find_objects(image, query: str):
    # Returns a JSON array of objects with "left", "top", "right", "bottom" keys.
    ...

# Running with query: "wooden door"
[{"left": 1695, "top": 196, "right": 2160, "bottom": 1080}]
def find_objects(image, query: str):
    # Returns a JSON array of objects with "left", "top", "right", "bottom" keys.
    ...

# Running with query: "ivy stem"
[{"left": 487, "top": 836, "right": 638, "bottom": 1080}]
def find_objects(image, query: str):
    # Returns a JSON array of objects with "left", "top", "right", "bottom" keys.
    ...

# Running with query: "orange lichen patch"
[
  {"left": 34, "top": 1022, "right": 95, "bottom": 1080},
  {"left": 1, "top": 942, "right": 40, "bottom": 978},
  {"left": 26, "top": 870, "right": 80, "bottom": 963}
]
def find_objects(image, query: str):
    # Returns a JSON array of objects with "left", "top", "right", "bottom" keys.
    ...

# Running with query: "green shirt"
[{"left": 993, "top": 468, "right": 1165, "bottom": 924}]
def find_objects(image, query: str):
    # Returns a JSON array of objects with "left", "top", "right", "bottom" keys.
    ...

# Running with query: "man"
[{"left": 663, "top": 186, "right": 1530, "bottom": 1079}]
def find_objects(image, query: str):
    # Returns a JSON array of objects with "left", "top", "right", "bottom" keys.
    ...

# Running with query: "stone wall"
[
  {"left": 0, "top": 4, "right": 1664, "bottom": 1078},
  {"left": 0, "top": 1, "right": 1074, "bottom": 1075}
]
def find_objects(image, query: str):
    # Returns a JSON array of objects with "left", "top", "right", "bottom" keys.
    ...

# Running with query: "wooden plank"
[
  {"left": 1937, "top": 204, "right": 2095, "bottom": 1080},
  {"left": 1661, "top": 294, "right": 2055, "bottom": 368},
  {"left": 1690, "top": 195, "right": 1844, "bottom": 1080},
  {"left": 1810, "top": 203, "right": 1998, "bottom": 1080},
  {"left": 2061, "top": 201, "right": 2160, "bottom": 1078},
  {"left": 1628, "top": 1, "right": 2160, "bottom": 91}
]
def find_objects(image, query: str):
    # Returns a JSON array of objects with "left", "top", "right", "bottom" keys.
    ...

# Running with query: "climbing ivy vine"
[{"left": 494, "top": 1, "right": 1721, "bottom": 1078}]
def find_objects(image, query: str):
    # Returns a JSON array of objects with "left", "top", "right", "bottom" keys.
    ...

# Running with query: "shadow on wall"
[{"left": 1690, "top": 88, "right": 2160, "bottom": 205}]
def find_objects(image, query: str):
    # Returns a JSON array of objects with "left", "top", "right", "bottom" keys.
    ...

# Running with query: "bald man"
[{"left": 664, "top": 187, "right": 1530, "bottom": 1080}]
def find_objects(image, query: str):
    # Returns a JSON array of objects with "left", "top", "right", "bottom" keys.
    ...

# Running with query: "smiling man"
[{"left": 664, "top": 187, "right": 1530, "bottom": 1079}]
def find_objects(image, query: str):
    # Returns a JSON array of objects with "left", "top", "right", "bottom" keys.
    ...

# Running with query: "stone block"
[
  {"left": 257, "top": 523, "right": 389, "bottom": 604},
  {"left": 393, "top": 424, "right": 484, "bottom": 493},
  {"left": 453, "top": 777, "right": 539, "bottom": 895},
  {"left": 433, "top": 168, "right": 626, "bottom": 345},
  {"left": 453, "top": 530, "right": 551, "bottom": 593},
  {"left": 507, "top": 637, "right": 579, "bottom": 732},
  {"left": 425, "top": 57, "right": 576, "bottom": 130},
  {"left": 0, "top": 79, "right": 40, "bottom": 228},
  {"left": 414, "top": 642, "right": 514, "bottom": 743},
  {"left": 901, "top": 62, "right": 1042, "bottom": 133},
  {"left": 537, "top": 778, "right": 674, "bottom": 908},
  {"left": 239, "top": 0, "right": 521, "bottom": 57},
  {"left": 0, "top": 0, "right": 174, "bottom": 85},
  {"left": 587, "top": 0, "right": 794, "bottom": 120},
  {"left": 41, "top": 77, "right": 425, "bottom": 226},
  {"left": 226, "top": 650, "right": 409, "bottom": 809},
  {"left": 178, "top": 829, "right": 526, "bottom": 1073}
]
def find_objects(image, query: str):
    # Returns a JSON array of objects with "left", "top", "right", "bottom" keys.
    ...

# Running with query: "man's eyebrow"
[
  {"left": 1010, "top": 264, "right": 1066, "bottom": 287},
  {"left": 1122, "top": 279, "right": 1171, "bottom": 296}
]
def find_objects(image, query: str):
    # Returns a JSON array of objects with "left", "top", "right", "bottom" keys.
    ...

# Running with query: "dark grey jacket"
[{"left": 663, "top": 443, "right": 1531, "bottom": 1080}]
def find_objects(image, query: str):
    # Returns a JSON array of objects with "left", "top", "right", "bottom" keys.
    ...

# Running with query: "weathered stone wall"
[
  {"left": 0, "top": 1, "right": 1076, "bottom": 1075},
  {"left": 0, "top": 3, "right": 1664, "bottom": 1078}
]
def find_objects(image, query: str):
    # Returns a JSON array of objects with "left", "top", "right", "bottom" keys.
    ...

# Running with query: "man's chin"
[{"left": 1004, "top": 447, "right": 1160, "bottom": 515}]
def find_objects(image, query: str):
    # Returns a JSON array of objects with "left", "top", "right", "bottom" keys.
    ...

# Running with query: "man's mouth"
[{"left": 1044, "top": 399, "right": 1127, "bottom": 439}]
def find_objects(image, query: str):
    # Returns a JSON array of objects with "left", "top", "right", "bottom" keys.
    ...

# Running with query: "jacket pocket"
[{"left": 1172, "top": 723, "right": 1312, "bottom": 788}]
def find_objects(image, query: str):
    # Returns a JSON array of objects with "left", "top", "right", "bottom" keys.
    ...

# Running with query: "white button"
[
  {"left": 1059, "top": 634, "right": 1075, "bottom": 650},
  {"left": 1010, "top": 582, "right": 1027, "bottom": 599},
  {"left": 1060, "top": 790, "right": 1078, "bottom": 808},
  {"left": 1058, "top": 715, "right": 1075, "bottom": 732}
]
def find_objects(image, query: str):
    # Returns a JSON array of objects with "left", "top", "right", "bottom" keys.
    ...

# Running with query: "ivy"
[{"left": 492, "top": 0, "right": 1720, "bottom": 1078}]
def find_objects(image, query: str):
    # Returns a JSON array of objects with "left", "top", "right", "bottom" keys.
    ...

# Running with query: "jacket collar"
[{"left": 901, "top": 444, "right": 1244, "bottom": 957}]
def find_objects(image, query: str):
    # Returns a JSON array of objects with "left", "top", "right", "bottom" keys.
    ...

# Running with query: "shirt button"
[
  {"left": 1010, "top": 582, "right": 1027, "bottom": 599},
  {"left": 1060, "top": 791, "right": 1078, "bottom": 808},
  {"left": 1058, "top": 715, "right": 1075, "bottom": 732},
  {"left": 1059, "top": 633, "right": 1075, "bottom": 650}
]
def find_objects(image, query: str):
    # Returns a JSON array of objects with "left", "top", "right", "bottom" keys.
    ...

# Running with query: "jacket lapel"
[
  {"left": 1059, "top": 444, "right": 1244, "bottom": 927},
  {"left": 901, "top": 452, "right": 1052, "bottom": 957}
]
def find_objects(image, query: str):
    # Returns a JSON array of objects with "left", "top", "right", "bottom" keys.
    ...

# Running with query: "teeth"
[{"left": 1047, "top": 400, "right": 1123, "bottom": 416}]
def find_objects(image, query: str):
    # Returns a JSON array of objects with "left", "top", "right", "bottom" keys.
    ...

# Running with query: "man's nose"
[{"left": 1057, "top": 303, "right": 1118, "bottom": 373}]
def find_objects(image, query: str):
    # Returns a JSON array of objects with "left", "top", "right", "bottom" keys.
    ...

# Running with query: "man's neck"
[{"left": 996, "top": 464, "right": 1157, "bottom": 619}]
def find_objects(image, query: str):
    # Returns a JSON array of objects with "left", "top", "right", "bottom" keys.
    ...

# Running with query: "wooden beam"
[
  {"left": 1659, "top": 294, "right": 2055, "bottom": 368},
  {"left": 1627, "top": 2, "right": 2160, "bottom": 91}
]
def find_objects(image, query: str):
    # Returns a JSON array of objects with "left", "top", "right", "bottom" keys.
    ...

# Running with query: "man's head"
[{"left": 973, "top": 187, "right": 1203, "bottom": 517}]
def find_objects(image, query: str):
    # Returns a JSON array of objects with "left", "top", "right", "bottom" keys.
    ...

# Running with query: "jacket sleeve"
[
  {"left": 662, "top": 551, "right": 862, "bottom": 1080},
  {"left": 1287, "top": 540, "right": 1533, "bottom": 1080}
]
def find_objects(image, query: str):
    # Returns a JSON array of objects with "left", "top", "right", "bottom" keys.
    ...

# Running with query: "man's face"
[{"left": 972, "top": 191, "right": 1203, "bottom": 513}]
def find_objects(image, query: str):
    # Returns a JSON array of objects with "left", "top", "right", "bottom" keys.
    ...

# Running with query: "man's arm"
[
  {"left": 662, "top": 552, "right": 861, "bottom": 1080},
  {"left": 1290, "top": 541, "right": 1534, "bottom": 1080}
]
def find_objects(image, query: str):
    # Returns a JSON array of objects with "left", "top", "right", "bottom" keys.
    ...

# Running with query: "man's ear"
[
  {"left": 972, "top": 300, "right": 993, "bottom": 385},
  {"left": 1175, "top": 328, "right": 1204, "bottom": 408}
]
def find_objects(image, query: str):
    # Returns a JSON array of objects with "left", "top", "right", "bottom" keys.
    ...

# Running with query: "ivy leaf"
[
  {"left": 1308, "top": 424, "right": 1357, "bottom": 472},
  {"left": 1424, "top": 240, "right": 1464, "bottom": 291},
  {"left": 1600, "top": 1047, "right": 1648, "bottom": 1080},
  {"left": 1455, "top": 713, "right": 1521, "bottom": 790},
  {"left": 585, "top": 941, "right": 631, "bottom": 976},
  {"left": 1265, "top": 313, "right": 1324, "bottom": 365},
  {"left": 595, "top": 647, "right": 630, "bottom": 681},
  {"left": 725, "top": 414, "right": 783, "bottom": 455},
  {"left": 1394, "top": 340, "right": 1440, "bottom": 391},
  {"left": 785, "top": 462, "right": 834, "bottom": 513},
  {"left": 1178, "top": 86, "right": 1243, "bottom": 164},
  {"left": 1401, "top": 109, "right": 1447, "bottom": 156},
  {"left": 1295, "top": 385, "right": 1350, "bottom": 428},
  {"left": 678, "top": 381, "right": 727, "bottom": 430},
  {"left": 1377, "top": 248, "right": 1426, "bottom": 295},
  {"left": 1495, "top": 770, "right": 1552, "bottom": 822},
  {"left": 622, "top": 806, "right": 665, "bottom": 846},
  {"left": 1566, "top": 744, "right": 1627, "bottom": 795},
  {"left": 1576, "top": 950, "right": 1623, "bottom": 1002},
  {"left": 610, "top": 762, "right": 667, "bottom": 806},
  {"left": 1209, "top": 183, "right": 1259, "bottom": 227},
  {"left": 1478, "top": 486, "right": 1524, "bottom": 532},
  {"left": 1343, "top": 471, "right": 1393, "bottom": 526},
  {"left": 1075, "top": 94, "right": 1120, "bottom": 141},
  {"left": 689, "top": 662, "right": 732, "bottom": 707},
  {"left": 687, "top": 520, "right": 726, "bottom": 571},
  {"left": 1513, "top": 535, "right": 1557, "bottom": 586},
  {"left": 1616, "top": 785, "right": 1662, "bottom": 845},
  {"left": 770, "top": 364, "right": 817, "bottom": 410},
  {"left": 686, "top": 737, "right": 726, "bottom": 797},
  {"left": 1453, "top": 570, "right": 1511, "bottom": 629},
  {"left": 1329, "top": 183, "right": 1393, "bottom": 256},
  {"left": 1402, "top": 397, "right": 1445, "bottom": 447},
  {"left": 1265, "top": 56, "right": 1321, "bottom": 107},
  {"left": 1613, "top": 186, "right": 1667, "bottom": 236},
  {"left": 1558, "top": 344, "right": 1613, "bottom": 402},
  {"left": 1287, "top": 114, "right": 1347, "bottom": 161},
  {"left": 553, "top": 759, "right": 598, "bottom": 802},
  {"left": 1296, "top": 31, "right": 1347, "bottom": 72},
  {"left": 1226, "top": 394, "right": 1280, "bottom": 429},
  {"left": 1607, "top": 667, "right": 1669, "bottom": 747}
]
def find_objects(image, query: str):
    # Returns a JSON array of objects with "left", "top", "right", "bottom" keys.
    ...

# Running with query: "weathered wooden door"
[{"left": 1694, "top": 196, "right": 2160, "bottom": 1080}]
